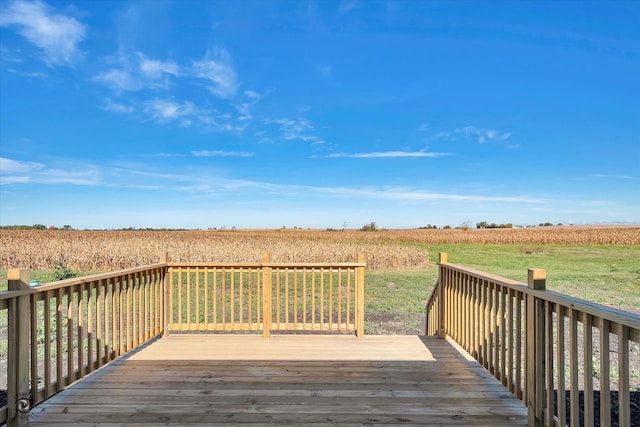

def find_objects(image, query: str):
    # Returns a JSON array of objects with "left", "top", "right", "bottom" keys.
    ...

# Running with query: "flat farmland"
[
  {"left": 1, "top": 226, "right": 639, "bottom": 331},
  {"left": 2, "top": 226, "right": 639, "bottom": 270}
]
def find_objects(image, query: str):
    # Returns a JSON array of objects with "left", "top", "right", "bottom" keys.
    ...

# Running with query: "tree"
[
  {"left": 360, "top": 222, "right": 378, "bottom": 232},
  {"left": 460, "top": 220, "right": 473, "bottom": 231}
]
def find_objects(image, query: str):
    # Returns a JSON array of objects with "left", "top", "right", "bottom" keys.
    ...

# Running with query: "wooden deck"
[{"left": 29, "top": 335, "right": 527, "bottom": 426}]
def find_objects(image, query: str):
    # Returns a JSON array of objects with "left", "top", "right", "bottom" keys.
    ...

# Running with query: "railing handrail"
[
  {"left": 165, "top": 255, "right": 366, "bottom": 338},
  {"left": 0, "top": 289, "right": 36, "bottom": 301},
  {"left": 427, "top": 252, "right": 640, "bottom": 427},
  {"left": 23, "top": 262, "right": 168, "bottom": 293},
  {"left": 438, "top": 261, "right": 528, "bottom": 288},
  {"left": 2, "top": 262, "right": 168, "bottom": 427},
  {"left": 167, "top": 261, "right": 367, "bottom": 268},
  {"left": 2, "top": 254, "right": 367, "bottom": 426},
  {"left": 440, "top": 261, "right": 640, "bottom": 336},
  {"left": 527, "top": 288, "right": 640, "bottom": 336}
]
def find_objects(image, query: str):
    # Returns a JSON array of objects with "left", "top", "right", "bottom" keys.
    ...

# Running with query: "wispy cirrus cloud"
[
  {"left": 95, "top": 53, "right": 178, "bottom": 92},
  {"left": 0, "top": 156, "right": 549, "bottom": 206},
  {"left": 244, "top": 90, "right": 261, "bottom": 99},
  {"left": 235, "top": 89, "right": 268, "bottom": 121},
  {"left": 308, "top": 185, "right": 545, "bottom": 204},
  {"left": 455, "top": 126, "right": 511, "bottom": 143},
  {"left": 94, "top": 46, "right": 261, "bottom": 134},
  {"left": 191, "top": 46, "right": 238, "bottom": 99},
  {"left": 144, "top": 98, "right": 198, "bottom": 126},
  {"left": 0, "top": 157, "right": 43, "bottom": 174},
  {"left": 0, "top": 0, "right": 86, "bottom": 67},
  {"left": 142, "top": 98, "right": 246, "bottom": 133},
  {"left": 0, "top": 157, "right": 100, "bottom": 185},
  {"left": 192, "top": 150, "right": 254, "bottom": 157},
  {"left": 429, "top": 126, "right": 512, "bottom": 145},
  {"left": 140, "top": 55, "right": 178, "bottom": 81},
  {"left": 265, "top": 117, "right": 326, "bottom": 144},
  {"left": 100, "top": 98, "right": 135, "bottom": 114},
  {"left": 321, "top": 150, "right": 450, "bottom": 158},
  {"left": 592, "top": 174, "right": 633, "bottom": 179},
  {"left": 416, "top": 123, "right": 430, "bottom": 132}
]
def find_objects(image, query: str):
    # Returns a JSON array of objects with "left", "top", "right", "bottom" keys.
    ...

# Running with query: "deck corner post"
[
  {"left": 262, "top": 252, "right": 272, "bottom": 338},
  {"left": 437, "top": 253, "right": 448, "bottom": 338},
  {"left": 160, "top": 252, "right": 169, "bottom": 338},
  {"left": 7, "top": 268, "right": 31, "bottom": 427},
  {"left": 355, "top": 253, "right": 366, "bottom": 338},
  {"left": 526, "top": 268, "right": 546, "bottom": 427}
]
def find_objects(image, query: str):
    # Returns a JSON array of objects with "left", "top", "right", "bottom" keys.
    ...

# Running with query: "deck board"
[{"left": 29, "top": 335, "right": 527, "bottom": 426}]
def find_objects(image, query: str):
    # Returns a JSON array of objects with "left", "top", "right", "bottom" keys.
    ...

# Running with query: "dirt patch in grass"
[{"left": 365, "top": 311, "right": 425, "bottom": 335}]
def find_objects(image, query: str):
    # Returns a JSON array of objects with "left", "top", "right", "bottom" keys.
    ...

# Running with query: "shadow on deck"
[{"left": 29, "top": 335, "right": 526, "bottom": 426}]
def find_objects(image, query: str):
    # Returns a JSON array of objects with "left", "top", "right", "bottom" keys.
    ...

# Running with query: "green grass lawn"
[
  {"left": 420, "top": 244, "right": 640, "bottom": 313},
  {"left": 353, "top": 244, "right": 640, "bottom": 334},
  {"left": 2, "top": 243, "right": 639, "bottom": 316}
]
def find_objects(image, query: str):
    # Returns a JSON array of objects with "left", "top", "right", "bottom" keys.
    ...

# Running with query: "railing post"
[
  {"left": 526, "top": 268, "right": 546, "bottom": 427},
  {"left": 355, "top": 253, "right": 365, "bottom": 338},
  {"left": 437, "top": 253, "right": 448, "bottom": 338},
  {"left": 262, "top": 252, "right": 272, "bottom": 338},
  {"left": 7, "top": 268, "right": 31, "bottom": 427},
  {"left": 160, "top": 252, "right": 169, "bottom": 338}
]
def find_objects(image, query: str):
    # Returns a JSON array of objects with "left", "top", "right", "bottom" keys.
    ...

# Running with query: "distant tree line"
[
  {"left": 1, "top": 222, "right": 566, "bottom": 232},
  {"left": 475, "top": 221, "right": 513, "bottom": 229},
  {"left": 1, "top": 224, "right": 74, "bottom": 230}
]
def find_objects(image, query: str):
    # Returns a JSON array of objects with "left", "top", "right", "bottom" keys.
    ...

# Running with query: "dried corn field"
[{"left": 1, "top": 226, "right": 639, "bottom": 272}]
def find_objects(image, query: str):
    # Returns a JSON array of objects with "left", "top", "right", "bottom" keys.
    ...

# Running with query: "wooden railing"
[
  {"left": 426, "top": 252, "right": 640, "bottom": 427},
  {"left": 1, "top": 263, "right": 166, "bottom": 426},
  {"left": 167, "top": 253, "right": 366, "bottom": 337},
  {"left": 1, "top": 253, "right": 365, "bottom": 426}
]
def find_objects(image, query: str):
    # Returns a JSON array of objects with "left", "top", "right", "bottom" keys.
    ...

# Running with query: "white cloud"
[
  {"left": 417, "top": 123, "right": 429, "bottom": 132},
  {"left": 0, "top": 157, "right": 43, "bottom": 173},
  {"left": 455, "top": 126, "right": 511, "bottom": 144},
  {"left": 0, "top": 157, "right": 47, "bottom": 184},
  {"left": 0, "top": 157, "right": 99, "bottom": 185},
  {"left": 191, "top": 46, "right": 238, "bottom": 99},
  {"left": 140, "top": 55, "right": 178, "bottom": 79},
  {"left": 42, "top": 168, "right": 100, "bottom": 185},
  {"left": 265, "top": 116, "right": 325, "bottom": 144},
  {"left": 309, "top": 186, "right": 545, "bottom": 204},
  {"left": 592, "top": 174, "right": 633, "bottom": 179},
  {"left": 432, "top": 131, "right": 451, "bottom": 140},
  {"left": 93, "top": 47, "right": 254, "bottom": 133},
  {"left": 144, "top": 98, "right": 196, "bottom": 124},
  {"left": 141, "top": 98, "right": 245, "bottom": 133},
  {"left": 101, "top": 98, "right": 134, "bottom": 114},
  {"left": 0, "top": 175, "right": 30, "bottom": 184},
  {"left": 234, "top": 89, "right": 268, "bottom": 122},
  {"left": 3, "top": 68, "right": 46, "bottom": 78},
  {"left": 0, "top": 0, "right": 86, "bottom": 66},
  {"left": 94, "top": 68, "right": 141, "bottom": 91},
  {"left": 138, "top": 53, "right": 178, "bottom": 89},
  {"left": 152, "top": 153, "right": 187, "bottom": 158},
  {"left": 322, "top": 150, "right": 451, "bottom": 158},
  {"left": 95, "top": 52, "right": 179, "bottom": 92},
  {"left": 192, "top": 150, "right": 254, "bottom": 157}
]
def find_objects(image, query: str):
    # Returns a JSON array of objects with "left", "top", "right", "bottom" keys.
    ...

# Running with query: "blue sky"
[{"left": 1, "top": 0, "right": 639, "bottom": 229}]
